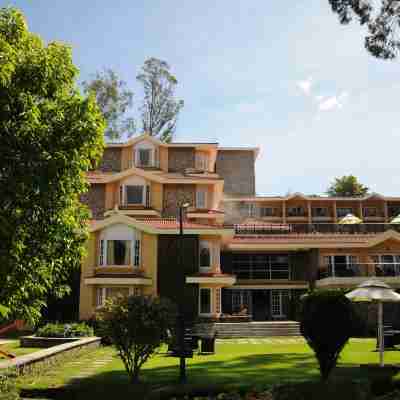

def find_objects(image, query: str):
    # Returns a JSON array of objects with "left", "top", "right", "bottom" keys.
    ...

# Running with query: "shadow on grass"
[{"left": 19, "top": 352, "right": 371, "bottom": 400}]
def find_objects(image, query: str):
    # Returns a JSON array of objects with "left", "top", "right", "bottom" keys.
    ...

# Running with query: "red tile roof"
[
  {"left": 231, "top": 234, "right": 374, "bottom": 244},
  {"left": 135, "top": 217, "right": 223, "bottom": 230}
]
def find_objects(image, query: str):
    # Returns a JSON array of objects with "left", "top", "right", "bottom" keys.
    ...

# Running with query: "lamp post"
[{"left": 178, "top": 202, "right": 189, "bottom": 384}]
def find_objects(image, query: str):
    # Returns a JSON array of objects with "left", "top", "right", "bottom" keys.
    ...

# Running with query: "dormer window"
[{"left": 138, "top": 149, "right": 151, "bottom": 167}]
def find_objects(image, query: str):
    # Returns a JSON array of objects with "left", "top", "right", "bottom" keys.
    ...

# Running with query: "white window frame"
[
  {"left": 371, "top": 254, "right": 400, "bottom": 276},
  {"left": 199, "top": 241, "right": 212, "bottom": 272},
  {"left": 260, "top": 207, "right": 276, "bottom": 217},
  {"left": 199, "top": 288, "right": 213, "bottom": 316},
  {"left": 96, "top": 286, "right": 133, "bottom": 308},
  {"left": 133, "top": 234, "right": 141, "bottom": 268},
  {"left": 124, "top": 185, "right": 145, "bottom": 206},
  {"left": 196, "top": 188, "right": 207, "bottom": 209},
  {"left": 323, "top": 255, "right": 358, "bottom": 277},
  {"left": 195, "top": 152, "right": 209, "bottom": 171}
]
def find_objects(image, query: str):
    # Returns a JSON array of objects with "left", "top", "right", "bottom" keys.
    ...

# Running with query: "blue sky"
[{"left": 6, "top": 1, "right": 400, "bottom": 196}]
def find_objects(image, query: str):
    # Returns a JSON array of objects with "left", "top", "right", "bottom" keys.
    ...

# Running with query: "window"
[
  {"left": 106, "top": 240, "right": 131, "bottom": 265},
  {"left": 372, "top": 255, "right": 400, "bottom": 277},
  {"left": 137, "top": 149, "right": 151, "bottom": 167},
  {"left": 287, "top": 206, "right": 305, "bottom": 217},
  {"left": 145, "top": 185, "right": 151, "bottom": 207},
  {"left": 363, "top": 207, "right": 378, "bottom": 217},
  {"left": 260, "top": 207, "right": 276, "bottom": 217},
  {"left": 196, "top": 189, "right": 207, "bottom": 209},
  {"left": 337, "top": 207, "right": 353, "bottom": 217},
  {"left": 126, "top": 185, "right": 144, "bottom": 205},
  {"left": 99, "top": 240, "right": 104, "bottom": 265},
  {"left": 240, "top": 203, "right": 256, "bottom": 217},
  {"left": 323, "top": 255, "right": 358, "bottom": 277},
  {"left": 312, "top": 207, "right": 329, "bottom": 217},
  {"left": 199, "top": 241, "right": 211, "bottom": 270},
  {"left": 133, "top": 239, "right": 141, "bottom": 267},
  {"left": 199, "top": 288, "right": 212, "bottom": 315},
  {"left": 195, "top": 153, "right": 209, "bottom": 171},
  {"left": 389, "top": 206, "right": 400, "bottom": 217},
  {"left": 96, "top": 287, "right": 130, "bottom": 307}
]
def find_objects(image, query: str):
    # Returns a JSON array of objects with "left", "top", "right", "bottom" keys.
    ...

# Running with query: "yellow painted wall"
[
  {"left": 79, "top": 233, "right": 97, "bottom": 320},
  {"left": 151, "top": 182, "right": 163, "bottom": 212},
  {"left": 105, "top": 183, "right": 118, "bottom": 210},
  {"left": 159, "top": 147, "right": 168, "bottom": 171},
  {"left": 121, "top": 146, "right": 133, "bottom": 170},
  {"left": 141, "top": 232, "right": 158, "bottom": 296}
]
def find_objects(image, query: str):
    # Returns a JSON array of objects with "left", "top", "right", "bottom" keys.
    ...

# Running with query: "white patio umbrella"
[
  {"left": 338, "top": 213, "right": 363, "bottom": 224},
  {"left": 346, "top": 280, "right": 400, "bottom": 367},
  {"left": 390, "top": 214, "right": 400, "bottom": 224}
]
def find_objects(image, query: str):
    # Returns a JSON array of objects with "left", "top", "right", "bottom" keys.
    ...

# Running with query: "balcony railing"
[
  {"left": 232, "top": 223, "right": 400, "bottom": 235},
  {"left": 318, "top": 263, "right": 400, "bottom": 279},
  {"left": 126, "top": 159, "right": 160, "bottom": 169},
  {"left": 232, "top": 267, "right": 290, "bottom": 280}
]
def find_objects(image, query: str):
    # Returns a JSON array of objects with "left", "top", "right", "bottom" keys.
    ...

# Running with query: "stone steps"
[{"left": 215, "top": 321, "right": 301, "bottom": 338}]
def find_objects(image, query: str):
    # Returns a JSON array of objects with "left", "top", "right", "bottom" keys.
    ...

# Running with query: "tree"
[
  {"left": 326, "top": 175, "right": 369, "bottom": 197},
  {"left": 0, "top": 8, "right": 105, "bottom": 323},
  {"left": 136, "top": 57, "right": 184, "bottom": 143},
  {"left": 328, "top": 0, "right": 400, "bottom": 59},
  {"left": 82, "top": 69, "right": 135, "bottom": 141},
  {"left": 98, "top": 295, "right": 176, "bottom": 383},
  {"left": 300, "top": 290, "right": 355, "bottom": 380}
]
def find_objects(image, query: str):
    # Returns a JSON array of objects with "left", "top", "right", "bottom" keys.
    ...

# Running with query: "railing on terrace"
[
  {"left": 232, "top": 223, "right": 400, "bottom": 235},
  {"left": 232, "top": 267, "right": 290, "bottom": 280},
  {"left": 318, "top": 263, "right": 400, "bottom": 279}
]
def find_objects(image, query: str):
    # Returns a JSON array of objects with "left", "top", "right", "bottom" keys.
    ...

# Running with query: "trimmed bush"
[
  {"left": 35, "top": 322, "right": 93, "bottom": 338},
  {"left": 300, "top": 289, "right": 355, "bottom": 380}
]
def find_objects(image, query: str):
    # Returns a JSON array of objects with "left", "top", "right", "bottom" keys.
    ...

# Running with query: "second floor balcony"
[{"left": 233, "top": 223, "right": 400, "bottom": 236}]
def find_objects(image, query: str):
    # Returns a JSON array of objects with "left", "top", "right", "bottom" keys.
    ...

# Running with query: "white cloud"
[
  {"left": 317, "top": 91, "right": 349, "bottom": 111},
  {"left": 296, "top": 77, "right": 313, "bottom": 96}
]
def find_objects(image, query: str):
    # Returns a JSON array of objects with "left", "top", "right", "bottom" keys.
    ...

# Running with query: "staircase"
[{"left": 215, "top": 321, "right": 301, "bottom": 338}]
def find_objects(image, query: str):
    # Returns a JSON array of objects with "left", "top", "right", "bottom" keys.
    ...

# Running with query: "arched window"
[{"left": 199, "top": 241, "right": 211, "bottom": 270}]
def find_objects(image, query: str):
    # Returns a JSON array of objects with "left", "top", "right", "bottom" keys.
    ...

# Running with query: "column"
[
  {"left": 384, "top": 202, "right": 389, "bottom": 223},
  {"left": 333, "top": 201, "right": 337, "bottom": 223},
  {"left": 282, "top": 201, "right": 286, "bottom": 224},
  {"left": 358, "top": 201, "right": 363, "bottom": 219},
  {"left": 307, "top": 201, "right": 312, "bottom": 224}
]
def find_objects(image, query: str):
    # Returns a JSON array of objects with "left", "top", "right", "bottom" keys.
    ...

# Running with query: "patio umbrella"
[
  {"left": 346, "top": 280, "right": 400, "bottom": 367},
  {"left": 338, "top": 213, "right": 363, "bottom": 224},
  {"left": 390, "top": 214, "right": 400, "bottom": 224}
]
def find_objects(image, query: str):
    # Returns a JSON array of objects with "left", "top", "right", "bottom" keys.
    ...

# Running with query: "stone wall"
[
  {"left": 80, "top": 184, "right": 105, "bottom": 219},
  {"left": 163, "top": 184, "right": 195, "bottom": 217},
  {"left": 98, "top": 148, "right": 122, "bottom": 172},
  {"left": 168, "top": 147, "right": 195, "bottom": 172},
  {"left": 216, "top": 150, "right": 255, "bottom": 196}
]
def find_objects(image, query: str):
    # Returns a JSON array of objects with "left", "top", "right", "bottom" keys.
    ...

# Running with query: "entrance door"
[
  {"left": 252, "top": 290, "right": 269, "bottom": 321},
  {"left": 270, "top": 290, "right": 289, "bottom": 320}
]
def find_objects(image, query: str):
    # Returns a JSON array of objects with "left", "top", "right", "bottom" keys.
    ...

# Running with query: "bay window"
[{"left": 96, "top": 287, "right": 135, "bottom": 307}]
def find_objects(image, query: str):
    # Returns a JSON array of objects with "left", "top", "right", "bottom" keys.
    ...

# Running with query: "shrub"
[
  {"left": 36, "top": 322, "right": 93, "bottom": 338},
  {"left": 0, "top": 373, "right": 19, "bottom": 400},
  {"left": 300, "top": 290, "right": 355, "bottom": 381},
  {"left": 97, "top": 295, "right": 176, "bottom": 383}
]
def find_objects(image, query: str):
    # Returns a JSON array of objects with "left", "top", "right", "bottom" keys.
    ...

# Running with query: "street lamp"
[{"left": 177, "top": 202, "right": 190, "bottom": 384}]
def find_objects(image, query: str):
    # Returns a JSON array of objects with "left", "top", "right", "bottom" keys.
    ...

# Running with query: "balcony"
[
  {"left": 232, "top": 267, "right": 291, "bottom": 280},
  {"left": 316, "top": 263, "right": 400, "bottom": 288},
  {"left": 126, "top": 159, "right": 160, "bottom": 169},
  {"left": 233, "top": 223, "right": 400, "bottom": 235}
]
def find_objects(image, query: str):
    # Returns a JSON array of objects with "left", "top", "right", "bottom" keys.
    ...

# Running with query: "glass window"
[
  {"left": 133, "top": 239, "right": 141, "bottom": 267},
  {"left": 287, "top": 206, "right": 305, "bottom": 217},
  {"left": 138, "top": 149, "right": 151, "bottom": 166},
  {"left": 196, "top": 189, "right": 207, "bottom": 209},
  {"left": 312, "top": 207, "right": 329, "bottom": 217},
  {"left": 337, "top": 207, "right": 353, "bottom": 217},
  {"left": 199, "top": 241, "right": 211, "bottom": 269},
  {"left": 200, "top": 288, "right": 211, "bottom": 314},
  {"left": 260, "top": 207, "right": 276, "bottom": 217},
  {"left": 106, "top": 240, "right": 131, "bottom": 265},
  {"left": 126, "top": 185, "right": 143, "bottom": 205},
  {"left": 99, "top": 239, "right": 104, "bottom": 265}
]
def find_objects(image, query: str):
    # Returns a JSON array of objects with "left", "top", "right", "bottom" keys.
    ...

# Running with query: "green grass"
[
  {"left": 15, "top": 338, "right": 400, "bottom": 399},
  {"left": 0, "top": 341, "right": 38, "bottom": 359}
]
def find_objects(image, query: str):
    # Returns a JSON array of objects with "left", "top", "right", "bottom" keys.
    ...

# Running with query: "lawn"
[
  {"left": 16, "top": 338, "right": 400, "bottom": 399},
  {"left": 0, "top": 341, "right": 38, "bottom": 359}
]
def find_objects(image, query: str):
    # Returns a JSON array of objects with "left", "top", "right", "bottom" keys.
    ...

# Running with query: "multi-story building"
[{"left": 79, "top": 133, "right": 400, "bottom": 324}]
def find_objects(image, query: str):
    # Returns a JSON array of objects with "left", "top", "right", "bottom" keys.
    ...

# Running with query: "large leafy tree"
[
  {"left": 329, "top": 0, "right": 400, "bottom": 59},
  {"left": 137, "top": 57, "right": 184, "bottom": 143},
  {"left": 0, "top": 8, "right": 105, "bottom": 323},
  {"left": 82, "top": 69, "right": 135, "bottom": 141},
  {"left": 326, "top": 175, "right": 369, "bottom": 197}
]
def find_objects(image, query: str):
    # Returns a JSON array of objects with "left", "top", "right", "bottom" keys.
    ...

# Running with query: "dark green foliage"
[
  {"left": 36, "top": 322, "right": 94, "bottom": 338},
  {"left": 98, "top": 295, "right": 176, "bottom": 383},
  {"left": 300, "top": 290, "right": 355, "bottom": 380},
  {"left": 137, "top": 58, "right": 184, "bottom": 143},
  {"left": 82, "top": 69, "right": 135, "bottom": 140},
  {"left": 0, "top": 7, "right": 105, "bottom": 323},
  {"left": 326, "top": 175, "right": 369, "bottom": 197},
  {"left": 328, "top": 0, "right": 400, "bottom": 59}
]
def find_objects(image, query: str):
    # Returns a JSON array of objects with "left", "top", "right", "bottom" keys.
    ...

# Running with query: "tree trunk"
[{"left": 131, "top": 367, "right": 141, "bottom": 384}]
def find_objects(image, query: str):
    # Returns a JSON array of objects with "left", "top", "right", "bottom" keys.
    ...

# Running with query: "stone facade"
[
  {"left": 216, "top": 150, "right": 255, "bottom": 196},
  {"left": 168, "top": 147, "right": 195, "bottom": 172},
  {"left": 80, "top": 184, "right": 105, "bottom": 219},
  {"left": 98, "top": 148, "right": 122, "bottom": 172},
  {"left": 163, "top": 184, "right": 195, "bottom": 217}
]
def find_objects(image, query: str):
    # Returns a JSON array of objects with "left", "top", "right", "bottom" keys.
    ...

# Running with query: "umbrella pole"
[{"left": 378, "top": 301, "right": 384, "bottom": 367}]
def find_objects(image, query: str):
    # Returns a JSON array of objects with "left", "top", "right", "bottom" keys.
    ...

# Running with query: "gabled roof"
[{"left": 365, "top": 230, "right": 400, "bottom": 247}]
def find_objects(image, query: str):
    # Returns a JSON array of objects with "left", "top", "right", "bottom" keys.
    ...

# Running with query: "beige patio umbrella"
[
  {"left": 338, "top": 213, "right": 363, "bottom": 224},
  {"left": 390, "top": 214, "right": 400, "bottom": 224},
  {"left": 346, "top": 280, "right": 400, "bottom": 367}
]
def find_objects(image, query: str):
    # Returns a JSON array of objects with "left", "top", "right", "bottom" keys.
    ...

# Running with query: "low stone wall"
[
  {"left": 0, "top": 336, "right": 101, "bottom": 375},
  {"left": 20, "top": 336, "right": 80, "bottom": 348}
]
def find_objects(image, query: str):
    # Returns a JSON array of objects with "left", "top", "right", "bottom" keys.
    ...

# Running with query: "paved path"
[
  {"left": 215, "top": 337, "right": 371, "bottom": 345},
  {"left": 68, "top": 354, "right": 115, "bottom": 381}
]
